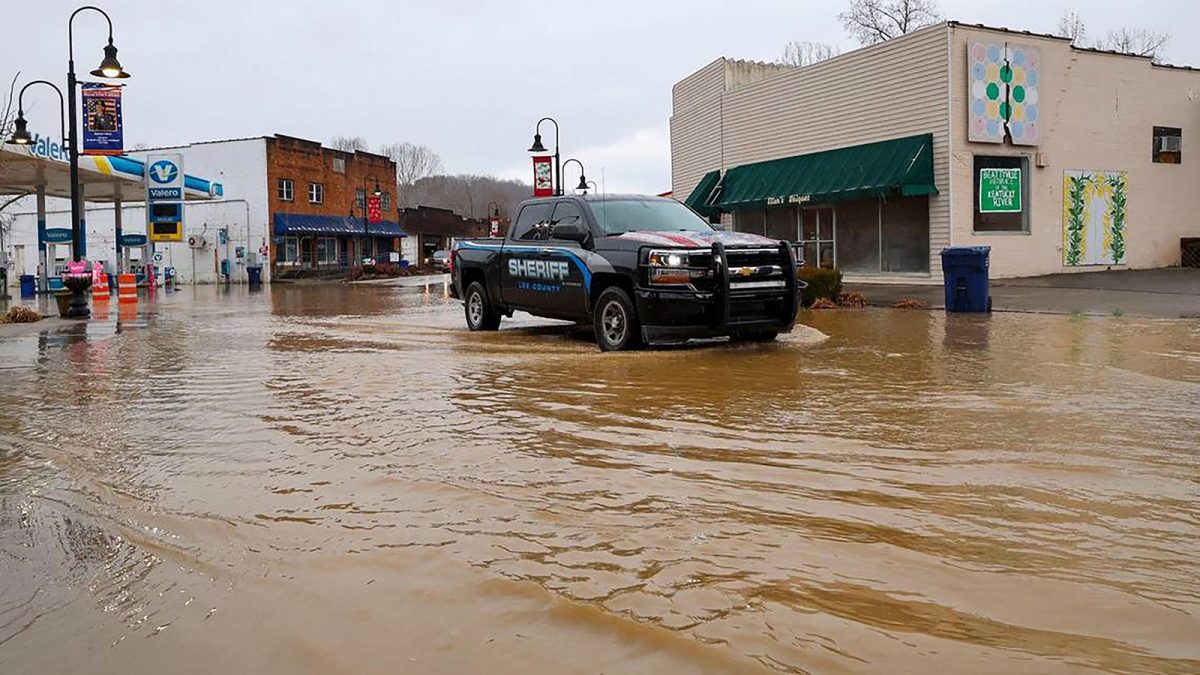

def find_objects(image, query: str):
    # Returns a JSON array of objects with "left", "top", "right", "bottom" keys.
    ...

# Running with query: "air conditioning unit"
[
  {"left": 1157, "top": 136, "right": 1182, "bottom": 153},
  {"left": 187, "top": 235, "right": 207, "bottom": 249}
]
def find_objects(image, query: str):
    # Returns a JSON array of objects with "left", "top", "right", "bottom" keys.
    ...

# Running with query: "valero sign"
[
  {"left": 42, "top": 227, "right": 73, "bottom": 244},
  {"left": 146, "top": 153, "right": 185, "bottom": 242}
]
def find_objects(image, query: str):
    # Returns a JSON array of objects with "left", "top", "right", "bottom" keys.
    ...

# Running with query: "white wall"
[{"left": 3, "top": 137, "right": 270, "bottom": 286}]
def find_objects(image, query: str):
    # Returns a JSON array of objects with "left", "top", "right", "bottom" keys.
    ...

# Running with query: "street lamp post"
[
  {"left": 528, "top": 117, "right": 561, "bottom": 196},
  {"left": 6, "top": 81, "right": 68, "bottom": 148},
  {"left": 349, "top": 174, "right": 381, "bottom": 267},
  {"left": 6, "top": 81, "right": 68, "bottom": 300},
  {"left": 66, "top": 6, "right": 130, "bottom": 318},
  {"left": 561, "top": 158, "right": 589, "bottom": 193}
]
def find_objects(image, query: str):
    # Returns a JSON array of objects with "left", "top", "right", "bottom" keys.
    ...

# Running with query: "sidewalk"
[
  {"left": 351, "top": 273, "right": 450, "bottom": 288},
  {"left": 846, "top": 268, "right": 1200, "bottom": 318}
]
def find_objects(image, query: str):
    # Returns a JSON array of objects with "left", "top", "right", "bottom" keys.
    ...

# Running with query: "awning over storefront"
[
  {"left": 273, "top": 213, "right": 406, "bottom": 237},
  {"left": 683, "top": 169, "right": 721, "bottom": 217},
  {"left": 710, "top": 133, "right": 938, "bottom": 211}
]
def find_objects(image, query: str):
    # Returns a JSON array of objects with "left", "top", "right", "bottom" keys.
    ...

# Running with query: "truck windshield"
[{"left": 589, "top": 199, "right": 715, "bottom": 236}]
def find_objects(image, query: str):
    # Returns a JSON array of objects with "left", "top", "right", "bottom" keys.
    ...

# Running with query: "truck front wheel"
[
  {"left": 464, "top": 281, "right": 501, "bottom": 331},
  {"left": 594, "top": 287, "right": 640, "bottom": 352}
]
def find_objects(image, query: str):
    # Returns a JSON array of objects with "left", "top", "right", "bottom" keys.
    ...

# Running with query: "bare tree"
[
  {"left": 329, "top": 135, "right": 369, "bottom": 152},
  {"left": 0, "top": 72, "right": 21, "bottom": 161},
  {"left": 1057, "top": 9, "right": 1087, "bottom": 45},
  {"left": 780, "top": 41, "right": 840, "bottom": 67},
  {"left": 1101, "top": 27, "right": 1170, "bottom": 61},
  {"left": 379, "top": 142, "right": 444, "bottom": 205},
  {"left": 839, "top": 0, "right": 940, "bottom": 45}
]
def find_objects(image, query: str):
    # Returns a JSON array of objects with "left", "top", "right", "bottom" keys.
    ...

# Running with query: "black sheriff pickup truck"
[{"left": 450, "top": 194, "right": 800, "bottom": 351}]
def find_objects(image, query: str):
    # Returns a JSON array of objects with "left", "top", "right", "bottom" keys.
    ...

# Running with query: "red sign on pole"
[
  {"left": 532, "top": 155, "right": 553, "bottom": 197},
  {"left": 367, "top": 195, "right": 382, "bottom": 224}
]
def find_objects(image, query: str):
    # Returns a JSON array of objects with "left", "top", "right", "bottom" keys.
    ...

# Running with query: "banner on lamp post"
[
  {"left": 81, "top": 82, "right": 124, "bottom": 156},
  {"left": 489, "top": 218, "right": 500, "bottom": 237},
  {"left": 532, "top": 155, "right": 553, "bottom": 197},
  {"left": 367, "top": 195, "right": 382, "bottom": 224}
]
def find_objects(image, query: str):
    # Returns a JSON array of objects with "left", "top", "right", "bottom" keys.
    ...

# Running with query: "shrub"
[
  {"left": 348, "top": 267, "right": 365, "bottom": 281},
  {"left": 361, "top": 264, "right": 376, "bottom": 276},
  {"left": 799, "top": 267, "right": 843, "bottom": 307},
  {"left": 837, "top": 291, "right": 868, "bottom": 308},
  {"left": 810, "top": 297, "right": 839, "bottom": 310},
  {"left": 894, "top": 297, "right": 929, "bottom": 309},
  {"left": 0, "top": 306, "right": 43, "bottom": 324},
  {"left": 374, "top": 262, "right": 398, "bottom": 277}
]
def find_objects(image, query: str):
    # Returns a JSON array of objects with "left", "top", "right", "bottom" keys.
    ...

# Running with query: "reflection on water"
[{"left": 1, "top": 285, "right": 1198, "bottom": 674}]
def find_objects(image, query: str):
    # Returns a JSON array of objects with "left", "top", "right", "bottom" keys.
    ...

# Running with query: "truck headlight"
[{"left": 647, "top": 250, "right": 686, "bottom": 267}]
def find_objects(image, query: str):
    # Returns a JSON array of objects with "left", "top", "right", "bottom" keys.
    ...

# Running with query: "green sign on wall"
[{"left": 979, "top": 168, "right": 1022, "bottom": 213}]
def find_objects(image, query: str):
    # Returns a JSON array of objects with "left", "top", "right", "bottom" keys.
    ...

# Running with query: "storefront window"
[
  {"left": 316, "top": 237, "right": 338, "bottom": 265},
  {"left": 973, "top": 155, "right": 1029, "bottom": 232},
  {"left": 835, "top": 200, "right": 880, "bottom": 273},
  {"left": 277, "top": 237, "right": 299, "bottom": 263},
  {"left": 882, "top": 196, "right": 930, "bottom": 273},
  {"left": 766, "top": 207, "right": 797, "bottom": 241},
  {"left": 735, "top": 208, "right": 766, "bottom": 235}
]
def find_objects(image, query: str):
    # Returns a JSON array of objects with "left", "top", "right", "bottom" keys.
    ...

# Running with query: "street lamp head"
[
  {"left": 528, "top": 133, "right": 547, "bottom": 153},
  {"left": 6, "top": 113, "right": 32, "bottom": 145},
  {"left": 576, "top": 174, "right": 589, "bottom": 192},
  {"left": 91, "top": 38, "right": 130, "bottom": 79},
  {"left": 373, "top": 181, "right": 382, "bottom": 197}
]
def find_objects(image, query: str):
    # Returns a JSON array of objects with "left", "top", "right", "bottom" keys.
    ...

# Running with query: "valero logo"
[{"left": 149, "top": 160, "right": 179, "bottom": 184}]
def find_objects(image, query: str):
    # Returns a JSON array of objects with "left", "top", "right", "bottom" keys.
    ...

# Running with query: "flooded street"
[{"left": 2, "top": 284, "right": 1198, "bottom": 674}]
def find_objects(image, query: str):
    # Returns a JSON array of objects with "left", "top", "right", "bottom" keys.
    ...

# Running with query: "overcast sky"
[{"left": 4, "top": 1, "right": 1196, "bottom": 193}]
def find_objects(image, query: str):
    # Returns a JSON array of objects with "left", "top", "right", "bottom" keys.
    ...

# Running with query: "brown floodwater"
[{"left": 1, "top": 284, "right": 1198, "bottom": 674}]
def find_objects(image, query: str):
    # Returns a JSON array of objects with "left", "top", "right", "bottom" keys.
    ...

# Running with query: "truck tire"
[
  {"left": 594, "top": 287, "right": 640, "bottom": 352},
  {"left": 464, "top": 281, "right": 501, "bottom": 331}
]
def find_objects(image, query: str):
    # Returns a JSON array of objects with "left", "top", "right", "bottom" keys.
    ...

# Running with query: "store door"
[{"left": 800, "top": 207, "right": 835, "bottom": 268}]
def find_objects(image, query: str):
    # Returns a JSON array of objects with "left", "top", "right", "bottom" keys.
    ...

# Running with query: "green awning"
[
  {"left": 714, "top": 133, "right": 938, "bottom": 211},
  {"left": 683, "top": 169, "right": 721, "bottom": 217}
]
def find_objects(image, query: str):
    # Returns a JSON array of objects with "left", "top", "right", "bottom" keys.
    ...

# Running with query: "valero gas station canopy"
[{"left": 0, "top": 137, "right": 223, "bottom": 203}]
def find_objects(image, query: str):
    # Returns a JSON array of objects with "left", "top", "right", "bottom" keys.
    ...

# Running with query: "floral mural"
[{"left": 1062, "top": 170, "right": 1128, "bottom": 266}]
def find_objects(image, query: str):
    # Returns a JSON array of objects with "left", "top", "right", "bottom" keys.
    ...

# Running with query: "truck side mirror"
[{"left": 552, "top": 222, "right": 588, "bottom": 243}]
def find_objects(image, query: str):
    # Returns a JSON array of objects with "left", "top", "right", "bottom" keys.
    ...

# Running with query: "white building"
[
  {"left": 3, "top": 137, "right": 269, "bottom": 287},
  {"left": 672, "top": 22, "right": 1200, "bottom": 279}
]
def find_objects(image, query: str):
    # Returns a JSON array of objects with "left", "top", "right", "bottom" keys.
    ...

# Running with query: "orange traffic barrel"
[
  {"left": 92, "top": 273, "right": 110, "bottom": 301},
  {"left": 117, "top": 274, "right": 138, "bottom": 304}
]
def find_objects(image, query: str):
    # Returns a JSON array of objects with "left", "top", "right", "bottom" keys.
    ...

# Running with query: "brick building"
[
  {"left": 267, "top": 135, "right": 403, "bottom": 278},
  {"left": 398, "top": 205, "right": 491, "bottom": 264}
]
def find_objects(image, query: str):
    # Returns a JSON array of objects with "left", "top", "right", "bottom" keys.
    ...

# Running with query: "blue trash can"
[
  {"left": 246, "top": 266, "right": 262, "bottom": 285},
  {"left": 941, "top": 246, "right": 991, "bottom": 313},
  {"left": 19, "top": 275, "right": 36, "bottom": 298}
]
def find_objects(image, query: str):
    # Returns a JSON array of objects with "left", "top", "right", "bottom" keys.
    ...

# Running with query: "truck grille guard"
[{"left": 710, "top": 240, "right": 802, "bottom": 331}]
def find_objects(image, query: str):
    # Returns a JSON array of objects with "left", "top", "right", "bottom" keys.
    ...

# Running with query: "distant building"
[
  {"left": 3, "top": 134, "right": 404, "bottom": 285},
  {"left": 264, "top": 136, "right": 402, "bottom": 278},
  {"left": 673, "top": 22, "right": 1200, "bottom": 279},
  {"left": 398, "top": 206, "right": 489, "bottom": 264}
]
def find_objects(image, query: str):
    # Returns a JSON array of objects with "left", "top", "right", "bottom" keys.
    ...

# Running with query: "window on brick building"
[
  {"left": 278, "top": 179, "right": 294, "bottom": 202},
  {"left": 356, "top": 188, "right": 365, "bottom": 209},
  {"left": 332, "top": 157, "right": 346, "bottom": 174},
  {"left": 1153, "top": 126, "right": 1182, "bottom": 164},
  {"left": 380, "top": 191, "right": 391, "bottom": 211},
  {"left": 309, "top": 182, "right": 324, "bottom": 204}
]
